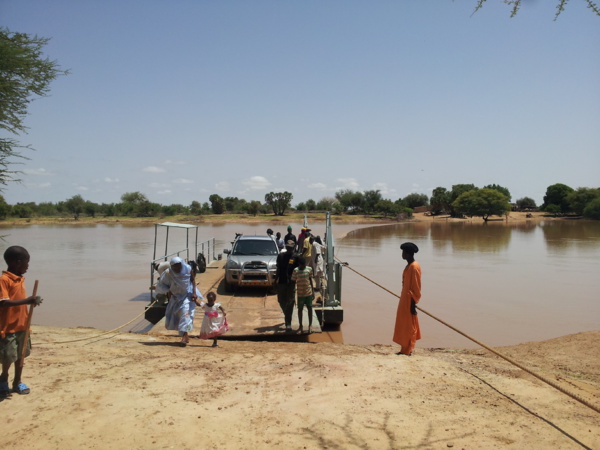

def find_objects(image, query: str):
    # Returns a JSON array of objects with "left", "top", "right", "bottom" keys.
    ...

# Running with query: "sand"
[{"left": 0, "top": 326, "right": 598, "bottom": 449}]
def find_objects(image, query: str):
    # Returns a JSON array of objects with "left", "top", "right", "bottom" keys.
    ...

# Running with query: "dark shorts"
[
  {"left": 297, "top": 295, "right": 313, "bottom": 309},
  {"left": 0, "top": 331, "right": 31, "bottom": 365}
]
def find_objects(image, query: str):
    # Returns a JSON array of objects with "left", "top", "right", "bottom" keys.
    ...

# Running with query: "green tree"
[
  {"left": 375, "top": 199, "right": 398, "bottom": 218},
  {"left": 209, "top": 194, "right": 224, "bottom": 214},
  {"left": 542, "top": 183, "right": 574, "bottom": 214},
  {"left": 189, "top": 200, "right": 202, "bottom": 215},
  {"left": 483, "top": 184, "right": 511, "bottom": 202},
  {"left": 334, "top": 189, "right": 355, "bottom": 213},
  {"left": 452, "top": 188, "right": 511, "bottom": 221},
  {"left": 566, "top": 187, "right": 600, "bottom": 216},
  {"left": 583, "top": 198, "right": 600, "bottom": 220},
  {"left": 121, "top": 191, "right": 148, "bottom": 205},
  {"left": 11, "top": 203, "right": 33, "bottom": 218},
  {"left": 363, "top": 190, "right": 382, "bottom": 214},
  {"left": 247, "top": 200, "right": 262, "bottom": 216},
  {"left": 65, "top": 194, "right": 86, "bottom": 219},
  {"left": 0, "top": 194, "right": 10, "bottom": 219},
  {"left": 474, "top": 0, "right": 599, "bottom": 19},
  {"left": 99, "top": 203, "right": 116, "bottom": 217},
  {"left": 84, "top": 200, "right": 98, "bottom": 218},
  {"left": 430, "top": 187, "right": 450, "bottom": 215},
  {"left": 516, "top": 197, "right": 537, "bottom": 210},
  {"left": 402, "top": 193, "right": 429, "bottom": 209},
  {"left": 316, "top": 197, "right": 337, "bottom": 211},
  {"left": 0, "top": 28, "right": 68, "bottom": 187},
  {"left": 305, "top": 199, "right": 316, "bottom": 211},
  {"left": 37, "top": 201, "right": 58, "bottom": 216},
  {"left": 449, "top": 184, "right": 477, "bottom": 217},
  {"left": 264, "top": 191, "right": 293, "bottom": 216}
]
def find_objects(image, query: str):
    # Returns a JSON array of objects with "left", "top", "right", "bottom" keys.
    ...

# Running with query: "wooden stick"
[{"left": 18, "top": 280, "right": 39, "bottom": 369}]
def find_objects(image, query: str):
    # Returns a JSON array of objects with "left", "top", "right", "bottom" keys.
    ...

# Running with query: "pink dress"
[{"left": 198, "top": 302, "right": 229, "bottom": 339}]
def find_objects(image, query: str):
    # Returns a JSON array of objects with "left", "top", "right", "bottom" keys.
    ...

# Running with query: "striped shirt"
[{"left": 292, "top": 266, "right": 313, "bottom": 297}]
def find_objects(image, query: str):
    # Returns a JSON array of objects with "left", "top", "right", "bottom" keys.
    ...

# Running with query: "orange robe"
[{"left": 393, "top": 261, "right": 421, "bottom": 354}]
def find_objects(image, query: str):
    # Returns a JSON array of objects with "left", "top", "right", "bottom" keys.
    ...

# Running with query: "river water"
[{"left": 1, "top": 219, "right": 599, "bottom": 349}]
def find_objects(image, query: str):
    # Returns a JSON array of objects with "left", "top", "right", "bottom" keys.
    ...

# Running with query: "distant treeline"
[{"left": 2, "top": 183, "right": 599, "bottom": 221}]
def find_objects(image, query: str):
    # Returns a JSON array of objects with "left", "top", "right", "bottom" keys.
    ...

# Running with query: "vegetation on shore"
[{"left": 2, "top": 181, "right": 599, "bottom": 225}]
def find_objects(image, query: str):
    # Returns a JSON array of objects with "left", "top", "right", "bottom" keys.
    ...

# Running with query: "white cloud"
[
  {"left": 174, "top": 178, "right": 194, "bottom": 184},
  {"left": 242, "top": 176, "right": 271, "bottom": 190},
  {"left": 164, "top": 160, "right": 185, "bottom": 166},
  {"left": 149, "top": 182, "right": 169, "bottom": 188},
  {"left": 104, "top": 177, "right": 119, "bottom": 183},
  {"left": 372, "top": 182, "right": 397, "bottom": 197},
  {"left": 142, "top": 166, "right": 166, "bottom": 173},
  {"left": 77, "top": 186, "right": 89, "bottom": 191},
  {"left": 23, "top": 168, "right": 54, "bottom": 176},
  {"left": 308, "top": 182, "right": 328, "bottom": 190},
  {"left": 157, "top": 189, "right": 172, "bottom": 195},
  {"left": 336, "top": 178, "right": 360, "bottom": 190}
]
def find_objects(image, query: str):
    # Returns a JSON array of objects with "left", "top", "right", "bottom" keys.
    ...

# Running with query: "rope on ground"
[
  {"left": 337, "top": 257, "right": 600, "bottom": 415},
  {"left": 39, "top": 296, "right": 161, "bottom": 345}
]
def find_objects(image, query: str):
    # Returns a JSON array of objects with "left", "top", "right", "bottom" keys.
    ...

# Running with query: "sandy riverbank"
[
  {"left": 0, "top": 210, "right": 555, "bottom": 227},
  {"left": 1, "top": 325, "right": 598, "bottom": 449}
]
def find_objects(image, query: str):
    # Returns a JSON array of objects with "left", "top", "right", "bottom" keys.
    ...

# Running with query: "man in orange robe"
[{"left": 393, "top": 242, "right": 421, "bottom": 355}]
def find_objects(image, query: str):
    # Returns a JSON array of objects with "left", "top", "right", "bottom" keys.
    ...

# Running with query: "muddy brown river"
[{"left": 1, "top": 219, "right": 598, "bottom": 348}]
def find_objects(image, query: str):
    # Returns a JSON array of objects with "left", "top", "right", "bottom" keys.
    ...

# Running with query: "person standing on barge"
[
  {"left": 393, "top": 242, "right": 422, "bottom": 356},
  {"left": 155, "top": 256, "right": 203, "bottom": 347}
]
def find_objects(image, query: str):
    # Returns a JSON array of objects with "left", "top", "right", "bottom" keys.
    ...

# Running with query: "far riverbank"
[{"left": 0, "top": 210, "right": 557, "bottom": 227}]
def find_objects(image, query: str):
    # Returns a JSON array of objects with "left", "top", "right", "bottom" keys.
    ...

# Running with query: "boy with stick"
[{"left": 0, "top": 246, "right": 42, "bottom": 397}]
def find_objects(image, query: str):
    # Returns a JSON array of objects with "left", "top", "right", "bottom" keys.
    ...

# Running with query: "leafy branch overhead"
[
  {"left": 474, "top": 0, "right": 600, "bottom": 19},
  {"left": 0, "top": 28, "right": 68, "bottom": 186}
]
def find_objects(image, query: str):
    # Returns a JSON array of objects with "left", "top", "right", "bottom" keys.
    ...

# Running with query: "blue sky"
[{"left": 2, "top": 1, "right": 599, "bottom": 207}]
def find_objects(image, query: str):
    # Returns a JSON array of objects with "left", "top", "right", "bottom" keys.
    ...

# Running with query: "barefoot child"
[
  {"left": 291, "top": 256, "right": 314, "bottom": 334},
  {"left": 197, "top": 292, "right": 228, "bottom": 347},
  {"left": 0, "top": 246, "right": 43, "bottom": 397}
]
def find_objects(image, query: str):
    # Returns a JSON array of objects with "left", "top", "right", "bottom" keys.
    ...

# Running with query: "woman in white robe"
[{"left": 155, "top": 256, "right": 203, "bottom": 346}]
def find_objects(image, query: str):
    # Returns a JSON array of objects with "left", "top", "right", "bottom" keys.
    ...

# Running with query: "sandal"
[{"left": 13, "top": 382, "right": 30, "bottom": 395}]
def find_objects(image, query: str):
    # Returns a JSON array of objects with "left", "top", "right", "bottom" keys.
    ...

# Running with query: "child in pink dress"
[{"left": 197, "top": 292, "right": 228, "bottom": 347}]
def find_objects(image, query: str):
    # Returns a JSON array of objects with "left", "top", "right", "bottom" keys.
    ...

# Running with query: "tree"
[
  {"left": 542, "top": 183, "right": 574, "bottom": 214},
  {"left": 84, "top": 200, "right": 98, "bottom": 218},
  {"left": 566, "top": 187, "right": 600, "bottom": 216},
  {"left": 0, "top": 28, "right": 68, "bottom": 187},
  {"left": 430, "top": 187, "right": 450, "bottom": 215},
  {"left": 474, "top": 0, "right": 599, "bottom": 19},
  {"left": 316, "top": 197, "right": 337, "bottom": 211},
  {"left": 449, "top": 184, "right": 477, "bottom": 217},
  {"left": 209, "top": 194, "right": 224, "bottom": 214},
  {"left": 264, "top": 191, "right": 293, "bottom": 216},
  {"left": 363, "top": 190, "right": 382, "bottom": 214},
  {"left": 305, "top": 199, "right": 317, "bottom": 211},
  {"left": 247, "top": 200, "right": 262, "bottom": 216},
  {"left": 189, "top": 200, "right": 202, "bottom": 215},
  {"left": 452, "top": 188, "right": 511, "bottom": 221},
  {"left": 375, "top": 199, "right": 398, "bottom": 218},
  {"left": 64, "top": 194, "right": 86, "bottom": 219},
  {"left": 0, "top": 194, "right": 10, "bottom": 219},
  {"left": 583, "top": 198, "right": 600, "bottom": 220},
  {"left": 402, "top": 193, "right": 429, "bottom": 209},
  {"left": 483, "top": 184, "right": 511, "bottom": 202},
  {"left": 516, "top": 197, "right": 537, "bottom": 210}
]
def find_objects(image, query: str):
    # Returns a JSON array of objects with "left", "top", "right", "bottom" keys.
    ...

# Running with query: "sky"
[{"left": 2, "top": 0, "right": 599, "bottom": 207}]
